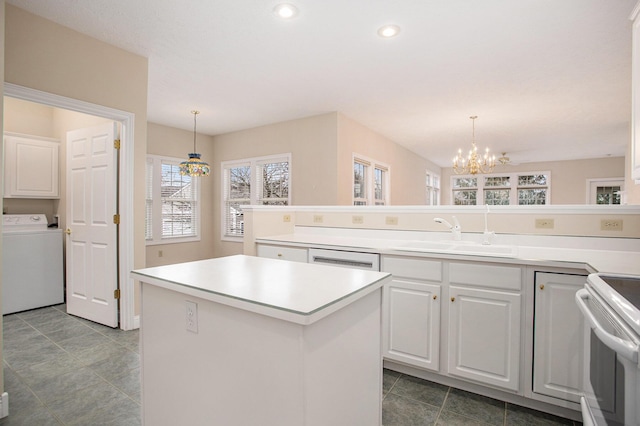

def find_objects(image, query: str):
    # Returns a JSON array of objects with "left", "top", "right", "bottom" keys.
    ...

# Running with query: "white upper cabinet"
[{"left": 4, "top": 133, "right": 60, "bottom": 198}]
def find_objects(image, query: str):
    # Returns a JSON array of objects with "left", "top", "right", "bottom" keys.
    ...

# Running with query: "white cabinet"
[
  {"left": 447, "top": 262, "right": 522, "bottom": 392},
  {"left": 533, "top": 272, "right": 587, "bottom": 403},
  {"left": 382, "top": 256, "right": 442, "bottom": 371},
  {"left": 4, "top": 133, "right": 60, "bottom": 198},
  {"left": 256, "top": 243, "right": 308, "bottom": 263}
]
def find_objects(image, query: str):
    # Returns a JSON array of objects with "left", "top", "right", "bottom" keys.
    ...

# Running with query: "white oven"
[{"left": 575, "top": 274, "right": 640, "bottom": 426}]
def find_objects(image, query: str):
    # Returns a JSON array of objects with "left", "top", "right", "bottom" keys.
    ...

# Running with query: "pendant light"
[{"left": 179, "top": 110, "right": 211, "bottom": 177}]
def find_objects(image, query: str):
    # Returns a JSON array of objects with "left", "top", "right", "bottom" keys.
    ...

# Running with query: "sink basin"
[{"left": 391, "top": 240, "right": 517, "bottom": 257}]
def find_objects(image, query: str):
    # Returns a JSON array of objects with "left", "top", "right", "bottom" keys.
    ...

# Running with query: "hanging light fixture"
[
  {"left": 179, "top": 110, "right": 211, "bottom": 177},
  {"left": 453, "top": 115, "right": 496, "bottom": 175}
]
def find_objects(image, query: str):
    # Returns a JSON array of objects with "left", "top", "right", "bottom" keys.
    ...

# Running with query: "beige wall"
[
  {"left": 337, "top": 113, "right": 440, "bottom": 205},
  {"left": 145, "top": 122, "right": 216, "bottom": 267},
  {"left": 211, "top": 113, "right": 340, "bottom": 257},
  {"left": 441, "top": 157, "right": 625, "bottom": 205}
]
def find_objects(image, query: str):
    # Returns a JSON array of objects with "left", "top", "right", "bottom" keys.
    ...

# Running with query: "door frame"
[{"left": 4, "top": 82, "right": 136, "bottom": 330}]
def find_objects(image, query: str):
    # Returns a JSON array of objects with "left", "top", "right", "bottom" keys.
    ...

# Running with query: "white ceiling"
[{"left": 7, "top": 0, "right": 637, "bottom": 167}]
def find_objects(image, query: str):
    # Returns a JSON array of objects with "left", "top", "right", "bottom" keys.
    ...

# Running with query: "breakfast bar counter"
[{"left": 131, "top": 255, "right": 391, "bottom": 426}]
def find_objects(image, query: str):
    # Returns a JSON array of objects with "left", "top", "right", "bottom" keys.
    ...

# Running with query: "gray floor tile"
[
  {"left": 437, "top": 409, "right": 497, "bottom": 425},
  {"left": 391, "top": 375, "right": 449, "bottom": 407},
  {"left": 87, "top": 349, "right": 139, "bottom": 382},
  {"left": 506, "top": 403, "right": 574, "bottom": 425},
  {"left": 3, "top": 335, "right": 67, "bottom": 371},
  {"left": 68, "top": 396, "right": 140, "bottom": 426},
  {"left": 55, "top": 331, "right": 111, "bottom": 356},
  {"left": 27, "top": 367, "right": 105, "bottom": 405},
  {"left": 0, "top": 404, "right": 63, "bottom": 425},
  {"left": 48, "top": 381, "right": 131, "bottom": 426},
  {"left": 383, "top": 392, "right": 440, "bottom": 426},
  {"left": 73, "top": 341, "right": 134, "bottom": 366},
  {"left": 443, "top": 388, "right": 506, "bottom": 426},
  {"left": 13, "top": 354, "right": 83, "bottom": 387},
  {"left": 109, "top": 368, "right": 141, "bottom": 402},
  {"left": 383, "top": 369, "right": 401, "bottom": 394}
]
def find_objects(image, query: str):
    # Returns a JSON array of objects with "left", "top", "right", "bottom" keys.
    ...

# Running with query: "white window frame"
[
  {"left": 146, "top": 154, "right": 201, "bottom": 245},
  {"left": 426, "top": 170, "right": 440, "bottom": 205},
  {"left": 352, "top": 153, "right": 390, "bottom": 206},
  {"left": 221, "top": 153, "right": 292, "bottom": 242},
  {"left": 451, "top": 171, "right": 551, "bottom": 205},
  {"left": 586, "top": 177, "right": 624, "bottom": 205}
]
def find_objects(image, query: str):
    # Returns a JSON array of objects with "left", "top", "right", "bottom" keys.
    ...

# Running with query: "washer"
[{"left": 2, "top": 214, "right": 64, "bottom": 314}]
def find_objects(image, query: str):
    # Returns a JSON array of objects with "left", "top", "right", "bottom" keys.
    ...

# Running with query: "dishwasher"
[{"left": 308, "top": 248, "right": 380, "bottom": 271}]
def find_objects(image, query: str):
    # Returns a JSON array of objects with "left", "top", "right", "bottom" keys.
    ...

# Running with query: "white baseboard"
[
  {"left": 0, "top": 392, "right": 9, "bottom": 418},
  {"left": 133, "top": 315, "right": 140, "bottom": 329}
]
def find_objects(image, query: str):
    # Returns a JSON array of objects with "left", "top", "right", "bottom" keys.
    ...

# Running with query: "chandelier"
[
  {"left": 453, "top": 116, "right": 496, "bottom": 175},
  {"left": 179, "top": 110, "right": 211, "bottom": 177}
]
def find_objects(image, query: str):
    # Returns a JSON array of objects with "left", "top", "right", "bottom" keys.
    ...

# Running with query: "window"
[
  {"left": 146, "top": 155, "right": 201, "bottom": 245},
  {"left": 452, "top": 172, "right": 550, "bottom": 205},
  {"left": 426, "top": 170, "right": 440, "bottom": 205},
  {"left": 587, "top": 178, "right": 624, "bottom": 205},
  {"left": 222, "top": 154, "right": 291, "bottom": 240},
  {"left": 353, "top": 154, "right": 390, "bottom": 205}
]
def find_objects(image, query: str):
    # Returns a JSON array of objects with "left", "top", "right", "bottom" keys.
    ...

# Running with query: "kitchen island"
[{"left": 131, "top": 255, "right": 391, "bottom": 426}]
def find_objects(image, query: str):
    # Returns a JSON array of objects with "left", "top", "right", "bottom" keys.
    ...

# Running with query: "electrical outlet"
[
  {"left": 283, "top": 214, "right": 291, "bottom": 223},
  {"left": 601, "top": 219, "right": 623, "bottom": 231},
  {"left": 535, "top": 218, "right": 554, "bottom": 229},
  {"left": 352, "top": 215, "right": 364, "bottom": 224},
  {"left": 386, "top": 216, "right": 398, "bottom": 225},
  {"left": 185, "top": 301, "right": 198, "bottom": 333},
  {"left": 158, "top": 250, "right": 163, "bottom": 258},
  {"left": 313, "top": 215, "right": 323, "bottom": 223}
]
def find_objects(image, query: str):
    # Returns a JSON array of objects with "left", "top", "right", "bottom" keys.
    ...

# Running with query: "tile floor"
[
  {"left": 382, "top": 369, "right": 582, "bottom": 426},
  {"left": 0, "top": 305, "right": 581, "bottom": 425},
  {"left": 1, "top": 305, "right": 140, "bottom": 425}
]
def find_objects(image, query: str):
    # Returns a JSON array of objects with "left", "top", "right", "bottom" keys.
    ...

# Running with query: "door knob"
[
  {"left": 540, "top": 284, "right": 545, "bottom": 290},
  {"left": 451, "top": 297, "right": 455, "bottom": 302},
  {"left": 65, "top": 228, "right": 71, "bottom": 235}
]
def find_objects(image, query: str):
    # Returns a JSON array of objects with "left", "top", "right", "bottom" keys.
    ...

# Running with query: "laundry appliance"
[{"left": 2, "top": 214, "right": 64, "bottom": 314}]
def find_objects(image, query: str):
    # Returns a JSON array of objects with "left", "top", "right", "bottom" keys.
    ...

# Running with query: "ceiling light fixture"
[
  {"left": 273, "top": 3, "right": 299, "bottom": 19},
  {"left": 179, "top": 110, "right": 211, "bottom": 177},
  {"left": 377, "top": 25, "right": 400, "bottom": 38},
  {"left": 453, "top": 116, "right": 496, "bottom": 175}
]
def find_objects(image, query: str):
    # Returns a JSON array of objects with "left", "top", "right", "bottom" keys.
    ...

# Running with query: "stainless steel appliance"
[{"left": 575, "top": 273, "right": 640, "bottom": 425}]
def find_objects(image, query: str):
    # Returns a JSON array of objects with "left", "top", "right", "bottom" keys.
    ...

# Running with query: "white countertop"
[
  {"left": 131, "top": 255, "right": 390, "bottom": 325},
  {"left": 255, "top": 229, "right": 640, "bottom": 275}
]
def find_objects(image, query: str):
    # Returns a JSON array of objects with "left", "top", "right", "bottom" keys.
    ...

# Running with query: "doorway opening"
[{"left": 4, "top": 83, "right": 136, "bottom": 330}]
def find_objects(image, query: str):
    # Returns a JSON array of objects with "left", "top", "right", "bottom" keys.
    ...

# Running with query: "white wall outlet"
[
  {"left": 385, "top": 216, "right": 398, "bottom": 225},
  {"left": 352, "top": 215, "right": 364, "bottom": 224},
  {"left": 283, "top": 214, "right": 291, "bottom": 223},
  {"left": 535, "top": 218, "right": 554, "bottom": 229},
  {"left": 601, "top": 219, "right": 623, "bottom": 231},
  {"left": 158, "top": 250, "right": 163, "bottom": 258},
  {"left": 185, "top": 301, "right": 198, "bottom": 333},
  {"left": 313, "top": 215, "right": 323, "bottom": 223}
]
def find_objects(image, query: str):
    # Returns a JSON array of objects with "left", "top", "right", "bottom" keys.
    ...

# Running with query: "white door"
[{"left": 66, "top": 122, "right": 119, "bottom": 327}]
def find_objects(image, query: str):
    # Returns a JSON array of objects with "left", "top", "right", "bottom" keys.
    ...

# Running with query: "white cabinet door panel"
[
  {"left": 383, "top": 280, "right": 440, "bottom": 371},
  {"left": 449, "top": 285, "right": 521, "bottom": 391}
]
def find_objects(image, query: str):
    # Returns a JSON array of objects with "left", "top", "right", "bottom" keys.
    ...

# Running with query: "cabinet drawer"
[
  {"left": 449, "top": 262, "right": 522, "bottom": 291},
  {"left": 381, "top": 256, "right": 443, "bottom": 282},
  {"left": 256, "top": 244, "right": 308, "bottom": 263}
]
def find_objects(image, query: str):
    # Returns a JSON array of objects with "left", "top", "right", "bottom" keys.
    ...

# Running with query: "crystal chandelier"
[
  {"left": 453, "top": 116, "right": 496, "bottom": 175},
  {"left": 179, "top": 110, "right": 211, "bottom": 177}
]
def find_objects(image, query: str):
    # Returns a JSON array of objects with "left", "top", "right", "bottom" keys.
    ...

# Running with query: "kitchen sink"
[{"left": 390, "top": 240, "right": 518, "bottom": 257}]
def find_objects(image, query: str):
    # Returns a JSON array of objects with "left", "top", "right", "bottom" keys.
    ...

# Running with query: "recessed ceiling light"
[
  {"left": 274, "top": 3, "right": 299, "bottom": 19},
  {"left": 377, "top": 25, "right": 401, "bottom": 38}
]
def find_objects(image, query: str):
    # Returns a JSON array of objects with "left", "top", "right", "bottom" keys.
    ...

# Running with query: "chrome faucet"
[
  {"left": 482, "top": 205, "right": 495, "bottom": 245},
  {"left": 434, "top": 216, "right": 461, "bottom": 241}
]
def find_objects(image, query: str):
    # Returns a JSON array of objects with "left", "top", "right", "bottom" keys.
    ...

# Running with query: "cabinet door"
[
  {"left": 448, "top": 286, "right": 521, "bottom": 391},
  {"left": 256, "top": 244, "right": 308, "bottom": 263},
  {"left": 533, "top": 272, "right": 586, "bottom": 402},
  {"left": 4, "top": 134, "right": 60, "bottom": 198},
  {"left": 383, "top": 279, "right": 440, "bottom": 371}
]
